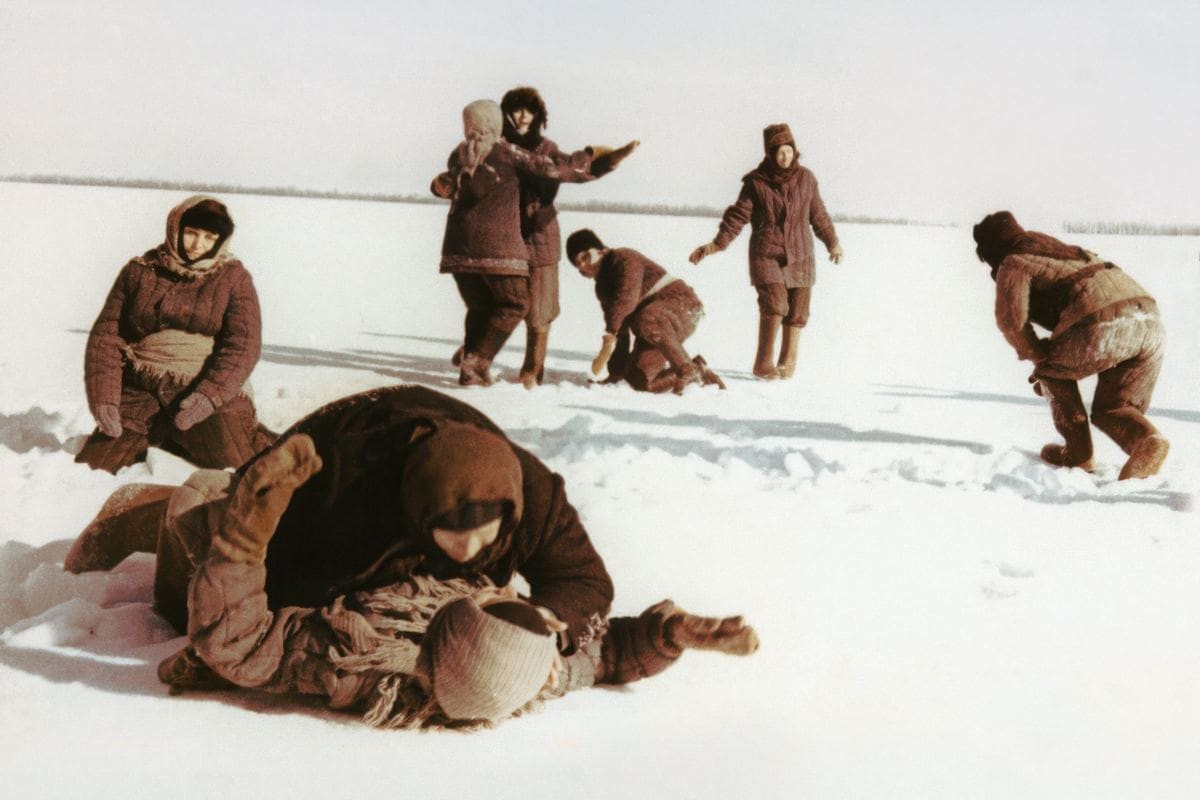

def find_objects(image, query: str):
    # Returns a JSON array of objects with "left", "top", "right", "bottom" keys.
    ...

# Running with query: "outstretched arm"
[{"left": 692, "top": 182, "right": 752, "bottom": 264}]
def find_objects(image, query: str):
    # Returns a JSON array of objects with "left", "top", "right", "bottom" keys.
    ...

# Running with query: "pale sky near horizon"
[{"left": 2, "top": 0, "right": 1198, "bottom": 228}]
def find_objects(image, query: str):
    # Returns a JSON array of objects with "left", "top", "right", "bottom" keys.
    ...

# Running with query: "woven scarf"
[{"left": 121, "top": 329, "right": 217, "bottom": 388}]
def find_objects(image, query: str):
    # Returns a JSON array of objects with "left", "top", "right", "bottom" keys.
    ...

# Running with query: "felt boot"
[
  {"left": 777, "top": 324, "right": 802, "bottom": 379},
  {"left": 64, "top": 483, "right": 174, "bottom": 573},
  {"left": 1090, "top": 405, "right": 1169, "bottom": 479},
  {"left": 459, "top": 326, "right": 511, "bottom": 386},
  {"left": 1038, "top": 377, "right": 1095, "bottom": 471},
  {"left": 519, "top": 327, "right": 549, "bottom": 390},
  {"left": 753, "top": 314, "right": 782, "bottom": 379},
  {"left": 1118, "top": 434, "right": 1170, "bottom": 480}
]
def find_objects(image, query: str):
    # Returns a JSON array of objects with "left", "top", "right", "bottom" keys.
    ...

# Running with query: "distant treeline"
[
  {"left": 1063, "top": 221, "right": 1200, "bottom": 237},
  {"left": 1, "top": 173, "right": 940, "bottom": 226}
]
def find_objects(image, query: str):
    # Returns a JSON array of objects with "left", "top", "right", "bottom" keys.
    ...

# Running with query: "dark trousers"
[
  {"left": 453, "top": 273, "right": 530, "bottom": 356},
  {"left": 755, "top": 283, "right": 812, "bottom": 327}
]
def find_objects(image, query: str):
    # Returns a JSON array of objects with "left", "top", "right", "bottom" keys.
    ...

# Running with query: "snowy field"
[{"left": 1, "top": 182, "right": 1197, "bottom": 799}]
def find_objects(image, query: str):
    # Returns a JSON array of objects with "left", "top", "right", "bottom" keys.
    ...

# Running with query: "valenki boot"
[
  {"left": 519, "top": 327, "right": 549, "bottom": 390},
  {"left": 1037, "top": 377, "right": 1095, "bottom": 471},
  {"left": 460, "top": 325, "right": 512, "bottom": 386},
  {"left": 753, "top": 314, "right": 782, "bottom": 380},
  {"left": 64, "top": 483, "right": 174, "bottom": 573},
  {"left": 777, "top": 324, "right": 802, "bottom": 379},
  {"left": 1091, "top": 405, "right": 1170, "bottom": 480}
]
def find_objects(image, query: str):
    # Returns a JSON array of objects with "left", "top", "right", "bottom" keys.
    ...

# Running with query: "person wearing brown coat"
[
  {"left": 500, "top": 87, "right": 640, "bottom": 389},
  {"left": 973, "top": 211, "right": 1169, "bottom": 479},
  {"left": 567, "top": 229, "right": 725, "bottom": 394},
  {"left": 75, "top": 195, "right": 275, "bottom": 473},
  {"left": 145, "top": 432, "right": 758, "bottom": 728},
  {"left": 690, "top": 123, "right": 844, "bottom": 380},
  {"left": 67, "top": 385, "right": 615, "bottom": 653},
  {"left": 432, "top": 99, "right": 635, "bottom": 386}
]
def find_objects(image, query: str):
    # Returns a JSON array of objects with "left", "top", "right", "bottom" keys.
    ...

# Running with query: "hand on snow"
[
  {"left": 664, "top": 604, "right": 760, "bottom": 656},
  {"left": 828, "top": 243, "right": 844, "bottom": 264},
  {"left": 95, "top": 404, "right": 123, "bottom": 438},
  {"left": 589, "top": 139, "right": 640, "bottom": 176},
  {"left": 212, "top": 433, "right": 323, "bottom": 563},
  {"left": 591, "top": 333, "right": 618, "bottom": 377},
  {"left": 689, "top": 242, "right": 718, "bottom": 265},
  {"left": 174, "top": 392, "right": 215, "bottom": 431}
]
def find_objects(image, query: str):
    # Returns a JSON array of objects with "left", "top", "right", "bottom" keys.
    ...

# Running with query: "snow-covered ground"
[{"left": 1, "top": 183, "right": 1197, "bottom": 799}]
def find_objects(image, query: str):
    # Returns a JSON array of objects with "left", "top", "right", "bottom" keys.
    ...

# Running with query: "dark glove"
[
  {"left": 211, "top": 434, "right": 323, "bottom": 563},
  {"left": 1028, "top": 372, "right": 1044, "bottom": 397},
  {"left": 95, "top": 404, "right": 123, "bottom": 438},
  {"left": 589, "top": 139, "right": 640, "bottom": 176},
  {"left": 174, "top": 393, "right": 215, "bottom": 431},
  {"left": 157, "top": 645, "right": 233, "bottom": 695}
]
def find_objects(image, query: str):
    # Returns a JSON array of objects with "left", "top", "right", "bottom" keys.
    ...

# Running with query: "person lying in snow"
[
  {"left": 67, "top": 385, "right": 614, "bottom": 654},
  {"left": 431, "top": 99, "right": 637, "bottom": 386},
  {"left": 972, "top": 211, "right": 1169, "bottom": 479},
  {"left": 75, "top": 195, "right": 275, "bottom": 473},
  {"left": 566, "top": 228, "right": 725, "bottom": 394},
  {"left": 150, "top": 433, "right": 758, "bottom": 728}
]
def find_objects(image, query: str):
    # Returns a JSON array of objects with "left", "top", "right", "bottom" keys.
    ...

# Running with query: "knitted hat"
[
  {"left": 179, "top": 198, "right": 235, "bottom": 239},
  {"left": 972, "top": 210, "right": 1026, "bottom": 267},
  {"left": 400, "top": 421, "right": 524, "bottom": 535},
  {"left": 762, "top": 123, "right": 796, "bottom": 155},
  {"left": 500, "top": 86, "right": 548, "bottom": 132},
  {"left": 425, "top": 597, "right": 557, "bottom": 721},
  {"left": 565, "top": 228, "right": 605, "bottom": 265},
  {"left": 462, "top": 99, "right": 503, "bottom": 140}
]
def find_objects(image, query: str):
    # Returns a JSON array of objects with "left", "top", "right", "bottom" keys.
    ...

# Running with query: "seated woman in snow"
[{"left": 75, "top": 195, "right": 275, "bottom": 473}]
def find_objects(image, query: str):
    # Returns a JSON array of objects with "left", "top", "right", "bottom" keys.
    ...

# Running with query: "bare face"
[
  {"left": 511, "top": 107, "right": 535, "bottom": 136},
  {"left": 432, "top": 517, "right": 502, "bottom": 563},
  {"left": 571, "top": 247, "right": 604, "bottom": 278},
  {"left": 774, "top": 144, "right": 796, "bottom": 169},
  {"left": 181, "top": 226, "right": 220, "bottom": 261}
]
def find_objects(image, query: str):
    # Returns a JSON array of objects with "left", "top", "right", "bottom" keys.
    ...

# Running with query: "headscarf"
[
  {"left": 456, "top": 99, "right": 504, "bottom": 177},
  {"left": 135, "top": 195, "right": 235, "bottom": 280}
]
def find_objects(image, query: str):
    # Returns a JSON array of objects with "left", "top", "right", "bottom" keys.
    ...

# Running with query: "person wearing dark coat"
[
  {"left": 66, "top": 385, "right": 616, "bottom": 653},
  {"left": 146, "top": 431, "right": 758, "bottom": 728},
  {"left": 432, "top": 99, "right": 635, "bottom": 386},
  {"left": 499, "top": 86, "right": 640, "bottom": 389},
  {"left": 76, "top": 195, "right": 275, "bottom": 472},
  {"left": 690, "top": 123, "right": 843, "bottom": 380},
  {"left": 567, "top": 229, "right": 725, "bottom": 394},
  {"left": 973, "top": 211, "right": 1169, "bottom": 479}
]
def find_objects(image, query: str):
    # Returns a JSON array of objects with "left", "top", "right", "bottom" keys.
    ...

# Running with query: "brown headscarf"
[{"left": 136, "top": 195, "right": 236, "bottom": 280}]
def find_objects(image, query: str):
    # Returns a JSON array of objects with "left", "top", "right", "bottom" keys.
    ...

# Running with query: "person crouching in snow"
[
  {"left": 75, "top": 195, "right": 275, "bottom": 473},
  {"left": 566, "top": 228, "right": 725, "bottom": 394},
  {"left": 432, "top": 99, "right": 637, "bottom": 386},
  {"left": 973, "top": 211, "right": 1169, "bottom": 479},
  {"left": 689, "top": 123, "right": 843, "bottom": 380},
  {"left": 66, "top": 385, "right": 615, "bottom": 656},
  {"left": 500, "top": 86, "right": 639, "bottom": 389}
]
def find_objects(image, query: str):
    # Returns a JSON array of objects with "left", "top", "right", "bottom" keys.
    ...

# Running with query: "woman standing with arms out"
[
  {"left": 76, "top": 196, "right": 274, "bottom": 472},
  {"left": 500, "top": 86, "right": 638, "bottom": 388},
  {"left": 690, "top": 124, "right": 843, "bottom": 380}
]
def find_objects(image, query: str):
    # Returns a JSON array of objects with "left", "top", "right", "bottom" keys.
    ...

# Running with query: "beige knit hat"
[{"left": 425, "top": 597, "right": 557, "bottom": 721}]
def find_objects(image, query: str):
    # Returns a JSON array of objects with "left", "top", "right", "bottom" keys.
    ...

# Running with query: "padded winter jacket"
[
  {"left": 994, "top": 253, "right": 1157, "bottom": 361},
  {"left": 713, "top": 164, "right": 838, "bottom": 288},
  {"left": 437, "top": 142, "right": 593, "bottom": 276},
  {"left": 593, "top": 248, "right": 689, "bottom": 335}
]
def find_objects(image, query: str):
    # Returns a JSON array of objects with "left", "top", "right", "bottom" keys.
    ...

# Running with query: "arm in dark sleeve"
[
  {"left": 603, "top": 250, "right": 645, "bottom": 334},
  {"left": 994, "top": 262, "right": 1044, "bottom": 361},
  {"left": 713, "top": 182, "right": 754, "bottom": 250},
  {"left": 84, "top": 265, "right": 132, "bottom": 414},
  {"left": 509, "top": 142, "right": 596, "bottom": 184},
  {"left": 517, "top": 465, "right": 614, "bottom": 652},
  {"left": 193, "top": 269, "right": 262, "bottom": 407}
]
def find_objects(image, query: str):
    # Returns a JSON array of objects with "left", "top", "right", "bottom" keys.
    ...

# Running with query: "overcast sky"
[{"left": 2, "top": 0, "right": 1198, "bottom": 227}]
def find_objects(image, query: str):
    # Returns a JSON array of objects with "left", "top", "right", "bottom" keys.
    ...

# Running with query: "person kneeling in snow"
[
  {"left": 67, "top": 386, "right": 615, "bottom": 654},
  {"left": 566, "top": 228, "right": 725, "bottom": 394},
  {"left": 973, "top": 211, "right": 1169, "bottom": 479}
]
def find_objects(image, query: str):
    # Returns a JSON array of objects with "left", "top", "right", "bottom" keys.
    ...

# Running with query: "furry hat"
[
  {"left": 501, "top": 86, "right": 548, "bottom": 133},
  {"left": 565, "top": 228, "right": 606, "bottom": 264},
  {"left": 425, "top": 596, "right": 557, "bottom": 721},
  {"left": 972, "top": 211, "right": 1026, "bottom": 267},
  {"left": 762, "top": 123, "right": 796, "bottom": 155},
  {"left": 179, "top": 199, "right": 235, "bottom": 239}
]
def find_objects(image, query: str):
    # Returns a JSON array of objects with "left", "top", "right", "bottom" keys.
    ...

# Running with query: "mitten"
[
  {"left": 689, "top": 242, "right": 719, "bottom": 265},
  {"left": 157, "top": 645, "right": 233, "bottom": 695},
  {"left": 95, "top": 404, "right": 123, "bottom": 438},
  {"left": 174, "top": 392, "right": 215, "bottom": 431},
  {"left": 589, "top": 139, "right": 639, "bottom": 176},
  {"left": 211, "top": 434, "right": 323, "bottom": 563},
  {"left": 666, "top": 606, "right": 760, "bottom": 656},
  {"left": 430, "top": 172, "right": 455, "bottom": 199},
  {"left": 828, "top": 243, "right": 844, "bottom": 264},
  {"left": 591, "top": 333, "right": 618, "bottom": 377}
]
